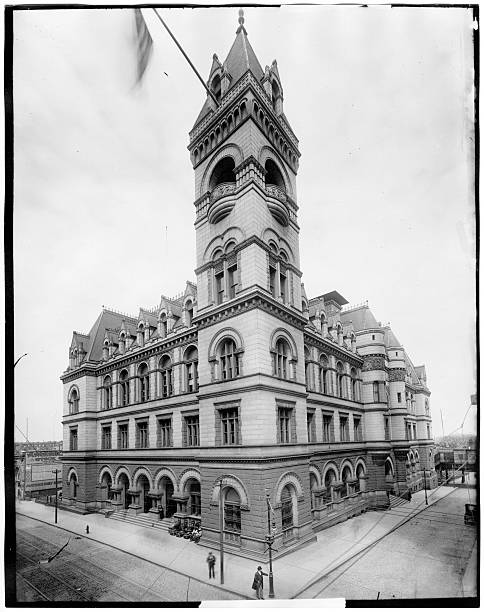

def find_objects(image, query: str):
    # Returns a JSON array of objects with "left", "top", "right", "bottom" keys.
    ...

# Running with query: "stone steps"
[
  {"left": 109, "top": 510, "right": 173, "bottom": 532},
  {"left": 388, "top": 494, "right": 410, "bottom": 509}
]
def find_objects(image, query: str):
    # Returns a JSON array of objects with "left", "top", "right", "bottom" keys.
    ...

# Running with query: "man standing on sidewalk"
[
  {"left": 206, "top": 551, "right": 216, "bottom": 579},
  {"left": 252, "top": 565, "right": 268, "bottom": 599}
]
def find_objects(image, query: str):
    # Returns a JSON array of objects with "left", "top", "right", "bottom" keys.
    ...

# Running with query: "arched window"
[
  {"left": 304, "top": 347, "right": 311, "bottom": 389},
  {"left": 187, "top": 479, "right": 201, "bottom": 516},
  {"left": 220, "top": 339, "right": 239, "bottom": 380},
  {"left": 103, "top": 376, "right": 112, "bottom": 410},
  {"left": 119, "top": 369, "right": 130, "bottom": 406},
  {"left": 320, "top": 355, "right": 329, "bottom": 395},
  {"left": 209, "top": 157, "right": 236, "bottom": 191},
  {"left": 69, "top": 388, "right": 79, "bottom": 415},
  {"left": 336, "top": 362, "right": 344, "bottom": 398},
  {"left": 264, "top": 159, "right": 285, "bottom": 191},
  {"left": 274, "top": 338, "right": 290, "bottom": 379},
  {"left": 281, "top": 485, "right": 294, "bottom": 534},
  {"left": 385, "top": 459, "right": 394, "bottom": 481},
  {"left": 224, "top": 486, "right": 241, "bottom": 537},
  {"left": 159, "top": 355, "right": 173, "bottom": 398},
  {"left": 350, "top": 368, "right": 358, "bottom": 401},
  {"left": 185, "top": 347, "right": 198, "bottom": 393},
  {"left": 138, "top": 363, "right": 150, "bottom": 402}
]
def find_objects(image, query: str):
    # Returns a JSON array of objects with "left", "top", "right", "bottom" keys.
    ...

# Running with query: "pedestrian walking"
[
  {"left": 252, "top": 565, "right": 268, "bottom": 599},
  {"left": 206, "top": 551, "right": 216, "bottom": 579}
]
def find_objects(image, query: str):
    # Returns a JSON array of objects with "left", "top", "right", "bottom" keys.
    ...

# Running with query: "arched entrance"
[
  {"left": 309, "top": 473, "right": 318, "bottom": 510},
  {"left": 159, "top": 476, "right": 176, "bottom": 517},
  {"left": 323, "top": 469, "right": 336, "bottom": 503},
  {"left": 118, "top": 473, "right": 130, "bottom": 509},
  {"left": 356, "top": 464, "right": 366, "bottom": 492},
  {"left": 342, "top": 465, "right": 352, "bottom": 497},
  {"left": 69, "top": 473, "right": 78, "bottom": 499},
  {"left": 187, "top": 478, "right": 201, "bottom": 516},
  {"left": 137, "top": 474, "right": 151, "bottom": 513},
  {"left": 101, "top": 472, "right": 112, "bottom": 504}
]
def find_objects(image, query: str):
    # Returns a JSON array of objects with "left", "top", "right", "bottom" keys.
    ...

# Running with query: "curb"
[{"left": 17, "top": 511, "right": 253, "bottom": 601}]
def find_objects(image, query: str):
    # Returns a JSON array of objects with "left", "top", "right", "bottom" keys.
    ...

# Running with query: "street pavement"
[{"left": 15, "top": 484, "right": 477, "bottom": 602}]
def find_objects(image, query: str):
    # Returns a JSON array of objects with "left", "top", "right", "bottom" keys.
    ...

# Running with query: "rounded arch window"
[
  {"left": 279, "top": 250, "right": 288, "bottom": 262},
  {"left": 342, "top": 465, "right": 352, "bottom": 496},
  {"left": 350, "top": 367, "right": 358, "bottom": 401},
  {"left": 138, "top": 363, "right": 150, "bottom": 402},
  {"left": 385, "top": 459, "right": 394, "bottom": 479},
  {"left": 219, "top": 338, "right": 240, "bottom": 380},
  {"left": 159, "top": 355, "right": 173, "bottom": 398},
  {"left": 323, "top": 469, "right": 336, "bottom": 503},
  {"left": 119, "top": 369, "right": 130, "bottom": 406},
  {"left": 69, "top": 388, "right": 79, "bottom": 415},
  {"left": 356, "top": 464, "right": 366, "bottom": 492},
  {"left": 274, "top": 338, "right": 290, "bottom": 379},
  {"left": 103, "top": 376, "right": 113, "bottom": 410},
  {"left": 212, "top": 248, "right": 223, "bottom": 262},
  {"left": 320, "top": 355, "right": 329, "bottom": 395},
  {"left": 69, "top": 472, "right": 78, "bottom": 498},
  {"left": 265, "top": 159, "right": 285, "bottom": 191},
  {"left": 209, "top": 157, "right": 236, "bottom": 191},
  {"left": 224, "top": 486, "right": 241, "bottom": 534},
  {"left": 225, "top": 241, "right": 236, "bottom": 253},
  {"left": 336, "top": 362, "right": 344, "bottom": 398},
  {"left": 281, "top": 484, "right": 294, "bottom": 530},
  {"left": 185, "top": 347, "right": 199, "bottom": 393}
]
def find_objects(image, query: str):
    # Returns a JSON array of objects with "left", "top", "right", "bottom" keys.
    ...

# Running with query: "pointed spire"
[{"left": 237, "top": 8, "right": 246, "bottom": 34}]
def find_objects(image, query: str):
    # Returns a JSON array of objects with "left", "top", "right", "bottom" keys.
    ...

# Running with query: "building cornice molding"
[{"left": 303, "top": 329, "right": 362, "bottom": 366}]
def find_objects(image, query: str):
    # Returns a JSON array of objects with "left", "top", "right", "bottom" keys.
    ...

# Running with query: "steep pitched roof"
[
  {"left": 340, "top": 305, "right": 379, "bottom": 331},
  {"left": 193, "top": 18, "right": 265, "bottom": 129},
  {"left": 84, "top": 309, "right": 137, "bottom": 362},
  {"left": 222, "top": 23, "right": 264, "bottom": 88},
  {"left": 384, "top": 326, "right": 402, "bottom": 348}
]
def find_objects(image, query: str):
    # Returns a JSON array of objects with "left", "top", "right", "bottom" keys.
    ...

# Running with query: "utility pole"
[
  {"left": 219, "top": 478, "right": 225, "bottom": 585},
  {"left": 52, "top": 469, "right": 60, "bottom": 523},
  {"left": 265, "top": 493, "right": 276, "bottom": 598}
]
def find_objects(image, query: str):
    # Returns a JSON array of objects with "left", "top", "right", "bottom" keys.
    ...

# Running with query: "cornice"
[
  {"left": 193, "top": 289, "right": 307, "bottom": 332},
  {"left": 303, "top": 329, "right": 362, "bottom": 366}
]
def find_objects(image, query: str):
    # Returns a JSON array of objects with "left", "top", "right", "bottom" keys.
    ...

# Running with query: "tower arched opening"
[{"left": 265, "top": 159, "right": 285, "bottom": 191}]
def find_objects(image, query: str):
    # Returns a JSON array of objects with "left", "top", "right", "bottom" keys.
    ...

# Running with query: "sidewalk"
[{"left": 15, "top": 486, "right": 461, "bottom": 601}]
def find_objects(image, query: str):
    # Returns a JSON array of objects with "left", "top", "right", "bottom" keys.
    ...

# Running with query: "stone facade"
[{"left": 60, "top": 11, "right": 436, "bottom": 560}]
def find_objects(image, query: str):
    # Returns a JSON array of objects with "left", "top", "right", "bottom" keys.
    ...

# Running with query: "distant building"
[
  {"left": 15, "top": 442, "right": 63, "bottom": 499},
  {"left": 60, "top": 11, "right": 436, "bottom": 559}
]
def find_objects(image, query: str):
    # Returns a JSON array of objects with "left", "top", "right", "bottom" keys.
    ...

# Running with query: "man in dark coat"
[
  {"left": 206, "top": 551, "right": 216, "bottom": 579},
  {"left": 252, "top": 565, "right": 268, "bottom": 599}
]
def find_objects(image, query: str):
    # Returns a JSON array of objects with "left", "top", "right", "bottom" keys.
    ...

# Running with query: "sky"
[{"left": 12, "top": 3, "right": 476, "bottom": 442}]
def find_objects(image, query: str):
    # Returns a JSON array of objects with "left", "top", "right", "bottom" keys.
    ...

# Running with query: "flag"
[{"left": 134, "top": 8, "right": 153, "bottom": 85}]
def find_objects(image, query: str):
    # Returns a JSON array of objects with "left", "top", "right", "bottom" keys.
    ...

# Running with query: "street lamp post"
[
  {"left": 266, "top": 493, "right": 275, "bottom": 598},
  {"left": 52, "top": 469, "right": 60, "bottom": 523},
  {"left": 219, "top": 478, "right": 225, "bottom": 585}
]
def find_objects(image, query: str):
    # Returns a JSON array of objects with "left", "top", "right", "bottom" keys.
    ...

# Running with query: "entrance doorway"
[
  {"left": 138, "top": 474, "right": 150, "bottom": 513},
  {"left": 160, "top": 476, "right": 176, "bottom": 517},
  {"left": 119, "top": 473, "right": 129, "bottom": 509}
]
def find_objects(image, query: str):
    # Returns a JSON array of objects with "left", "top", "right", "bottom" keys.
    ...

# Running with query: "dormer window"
[
  {"left": 211, "top": 74, "right": 221, "bottom": 104},
  {"left": 271, "top": 80, "right": 280, "bottom": 111}
]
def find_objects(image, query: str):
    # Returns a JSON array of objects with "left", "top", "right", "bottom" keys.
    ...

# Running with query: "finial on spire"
[{"left": 236, "top": 8, "right": 247, "bottom": 34}]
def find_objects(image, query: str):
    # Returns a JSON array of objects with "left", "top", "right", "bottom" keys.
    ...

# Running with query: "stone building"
[{"left": 60, "top": 11, "right": 436, "bottom": 559}]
